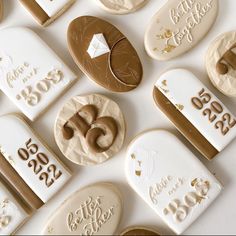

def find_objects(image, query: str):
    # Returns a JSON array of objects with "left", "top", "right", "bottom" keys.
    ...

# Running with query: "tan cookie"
[
  {"left": 67, "top": 16, "right": 143, "bottom": 92},
  {"left": 120, "top": 226, "right": 160, "bottom": 235},
  {"left": 54, "top": 94, "right": 126, "bottom": 166},
  {"left": 19, "top": 0, "right": 75, "bottom": 27},
  {"left": 42, "top": 182, "right": 123, "bottom": 235},
  {"left": 0, "top": 0, "right": 3, "bottom": 22},
  {"left": 206, "top": 31, "right": 236, "bottom": 97},
  {"left": 95, "top": 0, "right": 148, "bottom": 14},
  {"left": 145, "top": 0, "right": 218, "bottom": 60}
]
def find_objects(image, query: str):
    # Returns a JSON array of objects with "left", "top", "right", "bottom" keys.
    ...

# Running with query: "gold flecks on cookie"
[
  {"left": 131, "top": 154, "right": 136, "bottom": 159},
  {"left": 135, "top": 170, "right": 141, "bottom": 177},
  {"left": 175, "top": 104, "right": 184, "bottom": 111},
  {"left": 47, "top": 226, "right": 54, "bottom": 234},
  {"left": 191, "top": 178, "right": 198, "bottom": 187},
  {"left": 162, "top": 44, "right": 176, "bottom": 54},
  {"left": 153, "top": 48, "right": 158, "bottom": 51},
  {"left": 162, "top": 80, "right": 167, "bottom": 86}
]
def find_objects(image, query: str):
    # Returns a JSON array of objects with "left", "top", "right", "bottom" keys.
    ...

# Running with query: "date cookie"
[
  {"left": 19, "top": 0, "right": 75, "bottom": 26},
  {"left": 126, "top": 130, "right": 222, "bottom": 235},
  {"left": 42, "top": 182, "right": 122, "bottom": 235},
  {"left": 206, "top": 31, "right": 236, "bottom": 97},
  {"left": 120, "top": 226, "right": 160, "bottom": 235},
  {"left": 95, "top": 0, "right": 147, "bottom": 14},
  {"left": 145, "top": 0, "right": 218, "bottom": 60},
  {"left": 153, "top": 69, "right": 236, "bottom": 160},
  {"left": 0, "top": 114, "right": 71, "bottom": 210},
  {"left": 67, "top": 16, "right": 143, "bottom": 92},
  {"left": 54, "top": 94, "right": 126, "bottom": 166}
]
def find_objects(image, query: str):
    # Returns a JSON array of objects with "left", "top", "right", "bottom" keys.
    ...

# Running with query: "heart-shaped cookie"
[
  {"left": 67, "top": 16, "right": 143, "bottom": 92},
  {"left": 145, "top": 0, "right": 218, "bottom": 60},
  {"left": 126, "top": 130, "right": 222, "bottom": 235}
]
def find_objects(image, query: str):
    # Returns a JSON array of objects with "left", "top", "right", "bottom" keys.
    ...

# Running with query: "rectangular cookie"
[
  {"left": 19, "top": 0, "right": 75, "bottom": 26},
  {"left": 153, "top": 69, "right": 236, "bottom": 160},
  {"left": 0, "top": 180, "right": 29, "bottom": 235},
  {"left": 0, "top": 27, "right": 76, "bottom": 121},
  {"left": 0, "top": 114, "right": 71, "bottom": 205}
]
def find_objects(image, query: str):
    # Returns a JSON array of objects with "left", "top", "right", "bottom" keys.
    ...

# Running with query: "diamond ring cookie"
[
  {"left": 126, "top": 130, "right": 222, "bottom": 235},
  {"left": 206, "top": 31, "right": 236, "bottom": 97},
  {"left": 0, "top": 27, "right": 76, "bottom": 121},
  {"left": 95, "top": 0, "right": 148, "bottom": 15},
  {"left": 0, "top": 181, "right": 29, "bottom": 235},
  {"left": 54, "top": 94, "right": 126, "bottom": 166},
  {"left": 42, "top": 182, "right": 123, "bottom": 235},
  {"left": 144, "top": 0, "right": 218, "bottom": 60},
  {"left": 153, "top": 69, "right": 236, "bottom": 160},
  {"left": 120, "top": 226, "right": 160, "bottom": 235},
  {"left": 67, "top": 16, "right": 143, "bottom": 92},
  {"left": 19, "top": 0, "right": 75, "bottom": 26},
  {"left": 0, "top": 114, "right": 71, "bottom": 210}
]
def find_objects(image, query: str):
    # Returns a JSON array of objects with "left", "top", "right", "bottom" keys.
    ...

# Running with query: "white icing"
[
  {"left": 87, "top": 34, "right": 110, "bottom": 59},
  {"left": 35, "top": 0, "right": 73, "bottom": 17},
  {"left": 0, "top": 27, "right": 75, "bottom": 121},
  {"left": 155, "top": 69, "right": 236, "bottom": 152},
  {"left": 0, "top": 182, "right": 27, "bottom": 235},
  {"left": 0, "top": 114, "right": 71, "bottom": 203},
  {"left": 126, "top": 130, "right": 222, "bottom": 235}
]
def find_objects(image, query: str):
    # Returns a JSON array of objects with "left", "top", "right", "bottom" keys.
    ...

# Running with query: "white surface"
[
  {"left": 155, "top": 69, "right": 236, "bottom": 152},
  {"left": 0, "top": 0, "right": 236, "bottom": 235},
  {"left": 126, "top": 130, "right": 222, "bottom": 235}
]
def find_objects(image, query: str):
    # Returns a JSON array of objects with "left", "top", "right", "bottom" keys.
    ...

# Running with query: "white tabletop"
[{"left": 0, "top": 0, "right": 236, "bottom": 235}]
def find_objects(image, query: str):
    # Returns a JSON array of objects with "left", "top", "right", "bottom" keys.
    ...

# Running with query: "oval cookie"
[
  {"left": 54, "top": 94, "right": 126, "bottom": 166},
  {"left": 206, "top": 31, "right": 236, "bottom": 97},
  {"left": 42, "top": 182, "right": 122, "bottom": 235},
  {"left": 153, "top": 69, "right": 236, "bottom": 160},
  {"left": 145, "top": 0, "right": 218, "bottom": 60},
  {"left": 126, "top": 130, "right": 222, "bottom": 235},
  {"left": 95, "top": 0, "right": 147, "bottom": 14},
  {"left": 120, "top": 226, "right": 159, "bottom": 235},
  {"left": 67, "top": 16, "right": 143, "bottom": 92}
]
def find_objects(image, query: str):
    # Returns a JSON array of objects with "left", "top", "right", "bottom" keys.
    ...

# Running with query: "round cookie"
[
  {"left": 42, "top": 182, "right": 123, "bottom": 235},
  {"left": 95, "top": 0, "right": 147, "bottom": 15},
  {"left": 67, "top": 16, "right": 143, "bottom": 92},
  {"left": 206, "top": 31, "right": 236, "bottom": 97},
  {"left": 120, "top": 226, "right": 160, "bottom": 235},
  {"left": 54, "top": 94, "right": 126, "bottom": 166}
]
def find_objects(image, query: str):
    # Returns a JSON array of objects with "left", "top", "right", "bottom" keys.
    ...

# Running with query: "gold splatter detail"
[
  {"left": 131, "top": 154, "right": 136, "bottom": 159},
  {"left": 175, "top": 104, "right": 184, "bottom": 111},
  {"left": 162, "top": 80, "right": 167, "bottom": 86},
  {"left": 135, "top": 170, "right": 141, "bottom": 177},
  {"left": 162, "top": 44, "right": 176, "bottom": 54},
  {"left": 191, "top": 178, "right": 198, "bottom": 187},
  {"left": 153, "top": 48, "right": 158, "bottom": 51}
]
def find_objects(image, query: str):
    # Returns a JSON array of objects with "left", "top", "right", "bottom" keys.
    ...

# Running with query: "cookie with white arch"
[
  {"left": 126, "top": 130, "right": 222, "bottom": 235},
  {"left": 19, "top": 0, "right": 75, "bottom": 26},
  {"left": 67, "top": 16, "right": 143, "bottom": 92},
  {"left": 42, "top": 182, "right": 123, "bottom": 235},
  {"left": 145, "top": 0, "right": 218, "bottom": 60},
  {"left": 95, "top": 0, "right": 148, "bottom": 14},
  {"left": 54, "top": 94, "right": 126, "bottom": 166},
  {"left": 206, "top": 31, "right": 236, "bottom": 97},
  {"left": 0, "top": 27, "right": 76, "bottom": 121}
]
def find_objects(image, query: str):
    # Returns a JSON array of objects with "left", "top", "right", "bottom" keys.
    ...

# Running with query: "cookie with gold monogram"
[
  {"left": 42, "top": 182, "right": 123, "bottom": 235},
  {"left": 54, "top": 94, "right": 126, "bottom": 166}
]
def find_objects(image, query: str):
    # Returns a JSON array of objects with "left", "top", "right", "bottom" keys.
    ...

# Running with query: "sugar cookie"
[
  {"left": 126, "top": 130, "right": 222, "bottom": 235},
  {"left": 67, "top": 16, "right": 142, "bottom": 92},
  {"left": 54, "top": 94, "right": 126, "bottom": 166}
]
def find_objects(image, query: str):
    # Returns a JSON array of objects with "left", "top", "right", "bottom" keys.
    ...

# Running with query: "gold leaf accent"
[
  {"left": 135, "top": 170, "right": 141, "bottom": 177},
  {"left": 162, "top": 80, "right": 167, "bottom": 86},
  {"left": 162, "top": 44, "right": 176, "bottom": 54},
  {"left": 131, "top": 154, "right": 136, "bottom": 159},
  {"left": 175, "top": 104, "right": 184, "bottom": 111},
  {"left": 191, "top": 178, "right": 198, "bottom": 187}
]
